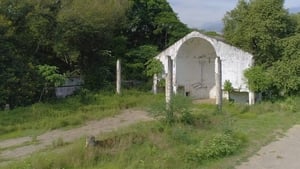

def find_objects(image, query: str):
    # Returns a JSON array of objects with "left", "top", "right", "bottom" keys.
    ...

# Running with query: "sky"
[{"left": 167, "top": 0, "right": 300, "bottom": 32}]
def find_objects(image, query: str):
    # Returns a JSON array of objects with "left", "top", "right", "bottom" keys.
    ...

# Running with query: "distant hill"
[
  {"left": 289, "top": 7, "right": 300, "bottom": 13},
  {"left": 201, "top": 21, "right": 223, "bottom": 33}
]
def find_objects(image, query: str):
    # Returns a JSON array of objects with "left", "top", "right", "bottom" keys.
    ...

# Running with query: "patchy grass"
[
  {"left": 2, "top": 96, "right": 300, "bottom": 169},
  {"left": 0, "top": 90, "right": 164, "bottom": 140}
]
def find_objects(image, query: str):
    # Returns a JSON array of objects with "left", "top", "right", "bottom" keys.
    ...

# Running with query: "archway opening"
[{"left": 175, "top": 37, "right": 217, "bottom": 99}]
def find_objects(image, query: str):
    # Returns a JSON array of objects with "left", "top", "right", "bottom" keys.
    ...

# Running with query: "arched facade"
[
  {"left": 176, "top": 37, "right": 217, "bottom": 99},
  {"left": 155, "top": 31, "right": 255, "bottom": 104}
]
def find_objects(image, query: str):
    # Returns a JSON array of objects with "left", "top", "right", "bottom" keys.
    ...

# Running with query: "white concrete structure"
[
  {"left": 155, "top": 31, "right": 254, "bottom": 104},
  {"left": 55, "top": 77, "right": 83, "bottom": 98}
]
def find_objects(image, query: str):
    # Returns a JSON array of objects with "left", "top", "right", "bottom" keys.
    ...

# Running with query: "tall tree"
[
  {"left": 124, "top": 45, "right": 159, "bottom": 81},
  {"left": 270, "top": 33, "right": 300, "bottom": 96},
  {"left": 57, "top": 0, "right": 129, "bottom": 89},
  {"left": 0, "top": 0, "right": 44, "bottom": 108},
  {"left": 223, "top": 0, "right": 294, "bottom": 66},
  {"left": 0, "top": 0, "right": 190, "bottom": 108},
  {"left": 126, "top": 0, "right": 189, "bottom": 50},
  {"left": 291, "top": 12, "right": 300, "bottom": 33},
  {"left": 123, "top": 0, "right": 189, "bottom": 82},
  {"left": 223, "top": 0, "right": 249, "bottom": 49}
]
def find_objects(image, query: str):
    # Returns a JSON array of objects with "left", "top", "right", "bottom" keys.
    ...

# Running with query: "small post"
[
  {"left": 215, "top": 57, "right": 222, "bottom": 112},
  {"left": 116, "top": 59, "right": 121, "bottom": 95},
  {"left": 249, "top": 91, "right": 255, "bottom": 105},
  {"left": 165, "top": 56, "right": 173, "bottom": 108},
  {"left": 153, "top": 74, "right": 158, "bottom": 94}
]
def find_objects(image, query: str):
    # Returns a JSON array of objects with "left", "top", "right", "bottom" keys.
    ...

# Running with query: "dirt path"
[
  {"left": 236, "top": 125, "right": 300, "bottom": 169},
  {"left": 0, "top": 109, "right": 153, "bottom": 162}
]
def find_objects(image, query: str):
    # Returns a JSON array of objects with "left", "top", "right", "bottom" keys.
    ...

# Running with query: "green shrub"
[
  {"left": 169, "top": 127, "right": 192, "bottom": 144},
  {"left": 185, "top": 132, "right": 244, "bottom": 163},
  {"left": 224, "top": 80, "right": 234, "bottom": 93},
  {"left": 204, "top": 133, "right": 241, "bottom": 157},
  {"left": 281, "top": 97, "right": 299, "bottom": 113},
  {"left": 180, "top": 109, "right": 194, "bottom": 125},
  {"left": 151, "top": 95, "right": 194, "bottom": 125},
  {"left": 193, "top": 113, "right": 211, "bottom": 128}
]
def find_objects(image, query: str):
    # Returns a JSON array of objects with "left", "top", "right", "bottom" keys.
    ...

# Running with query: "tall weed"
[{"left": 150, "top": 95, "right": 194, "bottom": 125}]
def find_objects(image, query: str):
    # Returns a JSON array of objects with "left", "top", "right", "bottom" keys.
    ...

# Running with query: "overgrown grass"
[
  {"left": 0, "top": 90, "right": 164, "bottom": 139},
  {"left": 1, "top": 96, "right": 300, "bottom": 169}
]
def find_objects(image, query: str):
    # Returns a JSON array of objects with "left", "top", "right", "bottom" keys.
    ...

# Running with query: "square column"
[
  {"left": 153, "top": 74, "right": 158, "bottom": 94},
  {"left": 249, "top": 91, "right": 255, "bottom": 105},
  {"left": 215, "top": 57, "right": 222, "bottom": 110},
  {"left": 116, "top": 59, "right": 121, "bottom": 94},
  {"left": 165, "top": 56, "right": 173, "bottom": 105}
]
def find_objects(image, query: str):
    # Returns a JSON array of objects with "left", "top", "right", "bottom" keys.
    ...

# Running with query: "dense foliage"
[
  {"left": 223, "top": 0, "right": 300, "bottom": 97},
  {"left": 0, "top": 0, "right": 189, "bottom": 109},
  {"left": 2, "top": 0, "right": 299, "bottom": 108}
]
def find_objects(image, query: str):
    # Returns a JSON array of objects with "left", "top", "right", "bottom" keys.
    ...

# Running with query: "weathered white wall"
[
  {"left": 215, "top": 41, "right": 253, "bottom": 92},
  {"left": 55, "top": 78, "right": 83, "bottom": 98},
  {"left": 176, "top": 38, "right": 216, "bottom": 99},
  {"left": 156, "top": 31, "right": 253, "bottom": 100}
]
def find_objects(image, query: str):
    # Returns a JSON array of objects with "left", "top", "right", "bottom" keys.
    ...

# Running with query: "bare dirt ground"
[
  {"left": 236, "top": 125, "right": 300, "bottom": 169},
  {"left": 0, "top": 109, "right": 153, "bottom": 164}
]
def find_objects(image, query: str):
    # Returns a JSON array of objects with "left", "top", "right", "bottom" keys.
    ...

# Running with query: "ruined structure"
[
  {"left": 155, "top": 31, "right": 255, "bottom": 104},
  {"left": 55, "top": 77, "right": 83, "bottom": 98}
]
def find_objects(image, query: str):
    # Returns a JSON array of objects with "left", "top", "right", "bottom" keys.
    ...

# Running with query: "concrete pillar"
[
  {"left": 4, "top": 104, "right": 10, "bottom": 111},
  {"left": 215, "top": 57, "right": 222, "bottom": 110},
  {"left": 153, "top": 74, "right": 158, "bottom": 94},
  {"left": 116, "top": 59, "right": 121, "bottom": 94},
  {"left": 165, "top": 56, "right": 173, "bottom": 106},
  {"left": 249, "top": 91, "right": 255, "bottom": 105},
  {"left": 173, "top": 61, "right": 177, "bottom": 95}
]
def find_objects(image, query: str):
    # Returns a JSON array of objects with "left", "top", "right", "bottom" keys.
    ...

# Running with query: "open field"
[
  {"left": 0, "top": 90, "right": 164, "bottom": 140},
  {"left": 0, "top": 91, "right": 299, "bottom": 169}
]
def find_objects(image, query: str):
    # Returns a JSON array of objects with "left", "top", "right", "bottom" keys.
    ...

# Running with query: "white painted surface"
[
  {"left": 249, "top": 91, "right": 255, "bottom": 105},
  {"left": 165, "top": 56, "right": 173, "bottom": 104},
  {"left": 156, "top": 31, "right": 253, "bottom": 102},
  {"left": 116, "top": 59, "right": 121, "bottom": 94},
  {"left": 215, "top": 57, "right": 222, "bottom": 106},
  {"left": 176, "top": 38, "right": 216, "bottom": 99},
  {"left": 153, "top": 74, "right": 158, "bottom": 94}
]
